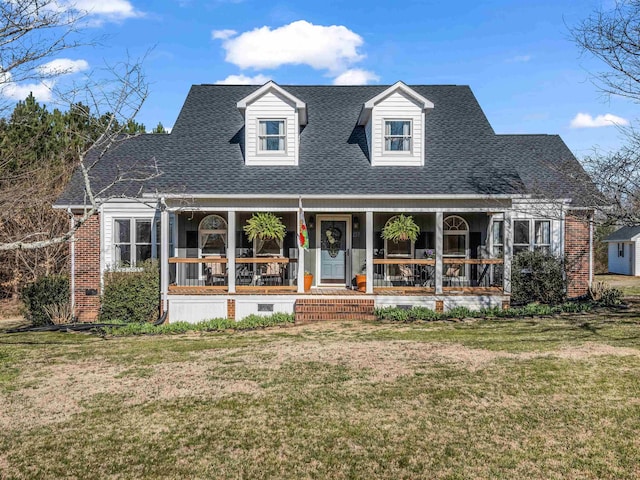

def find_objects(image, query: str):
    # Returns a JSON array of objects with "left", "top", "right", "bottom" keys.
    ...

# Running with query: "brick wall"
[
  {"left": 565, "top": 211, "right": 592, "bottom": 298},
  {"left": 73, "top": 214, "right": 101, "bottom": 321},
  {"left": 227, "top": 299, "right": 236, "bottom": 320}
]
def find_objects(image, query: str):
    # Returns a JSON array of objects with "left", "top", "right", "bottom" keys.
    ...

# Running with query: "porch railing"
[
  {"left": 442, "top": 258, "right": 504, "bottom": 291},
  {"left": 235, "top": 257, "right": 297, "bottom": 291},
  {"left": 372, "top": 259, "right": 436, "bottom": 291},
  {"left": 168, "top": 258, "right": 229, "bottom": 291}
]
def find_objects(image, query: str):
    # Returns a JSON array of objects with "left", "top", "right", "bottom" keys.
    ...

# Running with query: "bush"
[
  {"left": 100, "top": 260, "right": 160, "bottom": 323},
  {"left": 589, "top": 280, "right": 623, "bottom": 306},
  {"left": 103, "top": 312, "right": 295, "bottom": 336},
  {"left": 511, "top": 250, "right": 566, "bottom": 305},
  {"left": 21, "top": 275, "right": 70, "bottom": 326},
  {"left": 374, "top": 302, "right": 592, "bottom": 322}
]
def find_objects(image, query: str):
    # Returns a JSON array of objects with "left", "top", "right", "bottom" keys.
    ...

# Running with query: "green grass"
[
  {"left": 596, "top": 274, "right": 640, "bottom": 296},
  {"left": 1, "top": 314, "right": 640, "bottom": 479}
]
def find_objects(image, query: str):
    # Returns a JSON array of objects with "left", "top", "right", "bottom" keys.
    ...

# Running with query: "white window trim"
[
  {"left": 198, "top": 215, "right": 228, "bottom": 258},
  {"left": 257, "top": 118, "right": 287, "bottom": 155},
  {"left": 533, "top": 220, "right": 551, "bottom": 252},
  {"left": 113, "top": 218, "right": 153, "bottom": 269},
  {"left": 513, "top": 219, "right": 554, "bottom": 254},
  {"left": 382, "top": 118, "right": 413, "bottom": 155}
]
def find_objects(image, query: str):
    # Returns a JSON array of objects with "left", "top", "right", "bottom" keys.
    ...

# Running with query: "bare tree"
[
  {"left": 0, "top": 56, "right": 156, "bottom": 252},
  {"left": 572, "top": 0, "right": 640, "bottom": 226}
]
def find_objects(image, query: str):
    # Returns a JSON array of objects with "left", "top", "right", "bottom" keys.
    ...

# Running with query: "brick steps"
[{"left": 295, "top": 298, "right": 375, "bottom": 323}]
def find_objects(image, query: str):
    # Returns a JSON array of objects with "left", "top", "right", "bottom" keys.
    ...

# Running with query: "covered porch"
[{"left": 159, "top": 198, "right": 513, "bottom": 309}]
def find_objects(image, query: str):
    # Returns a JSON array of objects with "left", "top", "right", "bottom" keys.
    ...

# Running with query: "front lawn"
[{"left": 1, "top": 314, "right": 640, "bottom": 479}]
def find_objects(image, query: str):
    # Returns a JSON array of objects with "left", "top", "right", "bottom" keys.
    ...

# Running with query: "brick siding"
[
  {"left": 227, "top": 299, "right": 236, "bottom": 320},
  {"left": 73, "top": 214, "right": 101, "bottom": 321},
  {"left": 565, "top": 211, "right": 592, "bottom": 298}
]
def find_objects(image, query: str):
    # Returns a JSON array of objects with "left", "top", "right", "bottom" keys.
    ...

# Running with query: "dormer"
[
  {"left": 237, "top": 81, "right": 307, "bottom": 166},
  {"left": 357, "top": 81, "right": 434, "bottom": 167}
]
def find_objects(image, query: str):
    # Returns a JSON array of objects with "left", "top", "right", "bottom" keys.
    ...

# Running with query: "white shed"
[{"left": 604, "top": 226, "right": 640, "bottom": 276}]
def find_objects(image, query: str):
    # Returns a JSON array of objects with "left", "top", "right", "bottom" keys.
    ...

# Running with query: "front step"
[{"left": 295, "top": 298, "right": 376, "bottom": 322}]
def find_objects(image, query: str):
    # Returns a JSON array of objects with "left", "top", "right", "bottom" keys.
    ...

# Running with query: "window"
[
  {"left": 199, "top": 215, "right": 227, "bottom": 257},
  {"left": 513, "top": 220, "right": 530, "bottom": 255},
  {"left": 492, "top": 220, "right": 504, "bottom": 257},
  {"left": 618, "top": 243, "right": 625, "bottom": 258},
  {"left": 258, "top": 120, "right": 285, "bottom": 152},
  {"left": 534, "top": 221, "right": 550, "bottom": 253},
  {"left": 114, "top": 219, "right": 152, "bottom": 267},
  {"left": 443, "top": 215, "right": 469, "bottom": 257},
  {"left": 384, "top": 120, "right": 411, "bottom": 152}
]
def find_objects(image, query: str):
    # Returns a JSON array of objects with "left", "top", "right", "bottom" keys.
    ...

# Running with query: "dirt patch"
[
  {"left": 0, "top": 357, "right": 262, "bottom": 431},
  {"left": 3, "top": 330, "right": 638, "bottom": 432}
]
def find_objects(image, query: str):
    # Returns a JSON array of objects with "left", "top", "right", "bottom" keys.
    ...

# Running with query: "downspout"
[
  {"left": 589, "top": 212, "right": 594, "bottom": 288},
  {"left": 160, "top": 197, "right": 169, "bottom": 315},
  {"left": 68, "top": 208, "right": 75, "bottom": 316}
]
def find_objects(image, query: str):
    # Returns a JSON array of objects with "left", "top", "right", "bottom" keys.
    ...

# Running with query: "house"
[
  {"left": 54, "top": 81, "right": 599, "bottom": 322},
  {"left": 604, "top": 226, "right": 640, "bottom": 276}
]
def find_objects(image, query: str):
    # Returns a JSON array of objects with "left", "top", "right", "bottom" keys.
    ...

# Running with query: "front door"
[{"left": 317, "top": 215, "right": 351, "bottom": 286}]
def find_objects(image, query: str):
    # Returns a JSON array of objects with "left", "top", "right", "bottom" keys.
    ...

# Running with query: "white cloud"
[
  {"left": 570, "top": 112, "right": 630, "bottom": 128},
  {"left": 212, "top": 29, "right": 237, "bottom": 40},
  {"left": 0, "top": 73, "right": 53, "bottom": 101},
  {"left": 215, "top": 20, "right": 365, "bottom": 72},
  {"left": 507, "top": 54, "right": 531, "bottom": 63},
  {"left": 215, "top": 74, "right": 271, "bottom": 85},
  {"left": 49, "top": 0, "right": 143, "bottom": 24},
  {"left": 332, "top": 68, "right": 379, "bottom": 85},
  {"left": 37, "top": 58, "right": 89, "bottom": 76}
]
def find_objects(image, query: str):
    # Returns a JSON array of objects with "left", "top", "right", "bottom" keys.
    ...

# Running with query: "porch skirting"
[{"left": 167, "top": 293, "right": 510, "bottom": 323}]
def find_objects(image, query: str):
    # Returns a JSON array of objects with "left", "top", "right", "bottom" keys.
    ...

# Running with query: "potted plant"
[
  {"left": 304, "top": 271, "right": 313, "bottom": 292},
  {"left": 243, "top": 212, "right": 286, "bottom": 244},
  {"left": 381, "top": 214, "right": 420, "bottom": 243},
  {"left": 355, "top": 261, "right": 367, "bottom": 292}
]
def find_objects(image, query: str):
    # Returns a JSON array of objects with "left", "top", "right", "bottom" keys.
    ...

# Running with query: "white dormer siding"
[
  {"left": 237, "top": 82, "right": 307, "bottom": 166},
  {"left": 245, "top": 91, "right": 298, "bottom": 165},
  {"left": 369, "top": 90, "right": 423, "bottom": 166},
  {"left": 359, "top": 82, "right": 433, "bottom": 167}
]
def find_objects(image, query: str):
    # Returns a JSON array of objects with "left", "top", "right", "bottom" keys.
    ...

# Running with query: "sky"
[{"left": 4, "top": 0, "right": 636, "bottom": 159}]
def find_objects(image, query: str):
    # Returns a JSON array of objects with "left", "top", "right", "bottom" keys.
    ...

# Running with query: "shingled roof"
[
  {"left": 55, "top": 84, "right": 598, "bottom": 206},
  {"left": 604, "top": 226, "right": 640, "bottom": 242}
]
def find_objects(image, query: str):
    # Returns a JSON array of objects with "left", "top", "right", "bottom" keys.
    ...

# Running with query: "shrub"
[
  {"left": 100, "top": 260, "right": 160, "bottom": 323},
  {"left": 589, "top": 280, "right": 623, "bottom": 306},
  {"left": 21, "top": 275, "right": 70, "bottom": 326},
  {"left": 374, "top": 302, "right": 591, "bottom": 322},
  {"left": 511, "top": 250, "right": 566, "bottom": 305},
  {"left": 103, "top": 312, "right": 295, "bottom": 336}
]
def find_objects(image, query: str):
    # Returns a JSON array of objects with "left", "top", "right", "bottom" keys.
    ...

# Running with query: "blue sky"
[{"left": 6, "top": 0, "right": 635, "bottom": 158}]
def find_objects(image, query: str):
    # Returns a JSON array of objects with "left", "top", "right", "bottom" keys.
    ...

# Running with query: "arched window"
[
  {"left": 199, "top": 214, "right": 227, "bottom": 257},
  {"left": 443, "top": 215, "right": 469, "bottom": 258}
]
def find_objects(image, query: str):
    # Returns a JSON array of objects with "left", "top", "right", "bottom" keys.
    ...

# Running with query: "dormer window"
[
  {"left": 259, "top": 119, "right": 285, "bottom": 152},
  {"left": 384, "top": 120, "right": 411, "bottom": 152}
]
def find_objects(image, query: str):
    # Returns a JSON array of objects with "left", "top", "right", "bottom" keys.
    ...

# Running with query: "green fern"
[
  {"left": 381, "top": 214, "right": 420, "bottom": 242},
  {"left": 243, "top": 212, "right": 287, "bottom": 242}
]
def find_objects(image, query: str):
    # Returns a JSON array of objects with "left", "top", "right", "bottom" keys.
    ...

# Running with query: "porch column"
[
  {"left": 366, "top": 210, "right": 374, "bottom": 294},
  {"left": 160, "top": 207, "right": 169, "bottom": 313},
  {"left": 503, "top": 210, "right": 513, "bottom": 294},
  {"left": 435, "top": 212, "right": 443, "bottom": 295},
  {"left": 297, "top": 208, "right": 305, "bottom": 293},
  {"left": 227, "top": 210, "right": 236, "bottom": 293}
]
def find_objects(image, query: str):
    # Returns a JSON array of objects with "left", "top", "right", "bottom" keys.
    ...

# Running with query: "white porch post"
[
  {"left": 227, "top": 210, "right": 236, "bottom": 293},
  {"left": 435, "top": 212, "right": 443, "bottom": 295},
  {"left": 366, "top": 210, "right": 374, "bottom": 294},
  {"left": 297, "top": 207, "right": 305, "bottom": 293},
  {"left": 160, "top": 207, "right": 170, "bottom": 313},
  {"left": 503, "top": 210, "right": 513, "bottom": 294}
]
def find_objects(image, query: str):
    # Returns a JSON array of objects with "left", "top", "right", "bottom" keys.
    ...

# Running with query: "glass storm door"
[{"left": 318, "top": 218, "right": 349, "bottom": 285}]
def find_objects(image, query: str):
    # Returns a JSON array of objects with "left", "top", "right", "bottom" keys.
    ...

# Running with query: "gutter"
[
  {"left": 68, "top": 208, "right": 75, "bottom": 317},
  {"left": 589, "top": 212, "right": 594, "bottom": 288},
  {"left": 142, "top": 193, "right": 531, "bottom": 200}
]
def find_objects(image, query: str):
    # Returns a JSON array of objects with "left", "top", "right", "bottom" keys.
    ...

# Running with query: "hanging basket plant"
[
  {"left": 243, "top": 212, "right": 287, "bottom": 242},
  {"left": 381, "top": 214, "right": 420, "bottom": 243}
]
